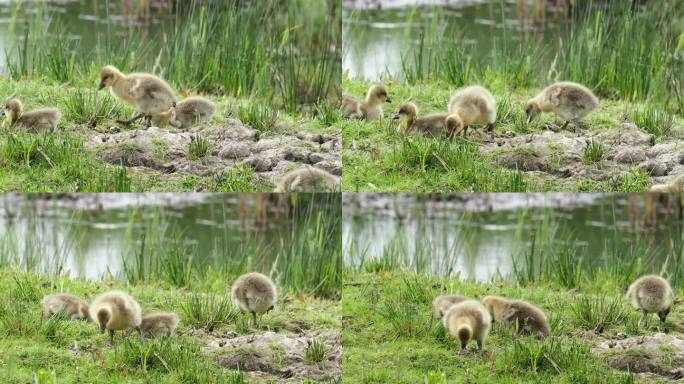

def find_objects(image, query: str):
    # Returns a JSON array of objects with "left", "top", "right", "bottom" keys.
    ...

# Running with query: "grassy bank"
[
  {"left": 0, "top": 268, "right": 341, "bottom": 383},
  {"left": 342, "top": 1, "right": 683, "bottom": 192},
  {"left": 342, "top": 78, "right": 684, "bottom": 192},
  {"left": 343, "top": 270, "right": 681, "bottom": 383},
  {"left": 0, "top": 78, "right": 341, "bottom": 192}
]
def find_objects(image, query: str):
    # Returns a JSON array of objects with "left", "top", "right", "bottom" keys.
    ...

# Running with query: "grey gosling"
[
  {"left": 393, "top": 102, "right": 449, "bottom": 137},
  {"left": 443, "top": 299, "right": 491, "bottom": 354},
  {"left": 481, "top": 295, "right": 550, "bottom": 338},
  {"left": 274, "top": 166, "right": 340, "bottom": 193},
  {"left": 231, "top": 272, "right": 277, "bottom": 327},
  {"left": 650, "top": 174, "right": 684, "bottom": 193},
  {"left": 525, "top": 81, "right": 598, "bottom": 131},
  {"left": 98, "top": 65, "right": 177, "bottom": 127},
  {"left": 342, "top": 84, "right": 391, "bottom": 121},
  {"left": 41, "top": 293, "right": 91, "bottom": 321},
  {"left": 89, "top": 290, "right": 143, "bottom": 344},
  {"left": 627, "top": 275, "right": 675, "bottom": 326},
  {"left": 140, "top": 312, "right": 180, "bottom": 338},
  {"left": 153, "top": 96, "right": 216, "bottom": 129},
  {"left": 2, "top": 98, "right": 61, "bottom": 132}
]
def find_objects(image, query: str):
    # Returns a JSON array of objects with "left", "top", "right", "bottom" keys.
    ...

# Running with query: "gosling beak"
[
  {"left": 98, "top": 82, "right": 106, "bottom": 90},
  {"left": 386, "top": 97, "right": 392, "bottom": 103},
  {"left": 392, "top": 114, "right": 401, "bottom": 121},
  {"left": 99, "top": 324, "right": 106, "bottom": 334}
]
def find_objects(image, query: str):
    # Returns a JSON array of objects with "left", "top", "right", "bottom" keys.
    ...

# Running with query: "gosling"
[
  {"left": 140, "top": 312, "right": 180, "bottom": 338},
  {"left": 443, "top": 299, "right": 491, "bottom": 353},
  {"left": 481, "top": 295, "right": 550, "bottom": 338},
  {"left": 392, "top": 102, "right": 449, "bottom": 137},
  {"left": 433, "top": 294, "right": 468, "bottom": 319},
  {"left": 153, "top": 96, "right": 216, "bottom": 129},
  {"left": 2, "top": 98, "right": 61, "bottom": 132},
  {"left": 231, "top": 272, "right": 277, "bottom": 327},
  {"left": 525, "top": 81, "right": 598, "bottom": 130},
  {"left": 342, "top": 84, "right": 392, "bottom": 121},
  {"left": 627, "top": 275, "right": 675, "bottom": 326},
  {"left": 274, "top": 166, "right": 340, "bottom": 193},
  {"left": 446, "top": 86, "right": 497, "bottom": 137},
  {"left": 98, "top": 65, "right": 177, "bottom": 126},
  {"left": 650, "top": 174, "right": 684, "bottom": 193},
  {"left": 90, "top": 290, "right": 143, "bottom": 344},
  {"left": 41, "top": 293, "right": 91, "bottom": 321}
]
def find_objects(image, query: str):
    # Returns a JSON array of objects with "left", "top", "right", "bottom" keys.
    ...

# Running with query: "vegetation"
[{"left": 342, "top": 1, "right": 684, "bottom": 192}]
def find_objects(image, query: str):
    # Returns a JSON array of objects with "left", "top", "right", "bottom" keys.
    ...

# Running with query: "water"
[
  {"left": 343, "top": 194, "right": 684, "bottom": 281},
  {"left": 0, "top": 0, "right": 174, "bottom": 73},
  {"left": 343, "top": 0, "right": 566, "bottom": 80},
  {"left": 0, "top": 194, "right": 331, "bottom": 280}
]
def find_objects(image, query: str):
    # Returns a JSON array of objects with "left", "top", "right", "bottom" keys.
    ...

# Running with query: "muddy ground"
[
  {"left": 482, "top": 123, "right": 684, "bottom": 190},
  {"left": 593, "top": 333, "right": 684, "bottom": 383},
  {"left": 83, "top": 118, "right": 342, "bottom": 190},
  {"left": 197, "top": 329, "right": 341, "bottom": 383}
]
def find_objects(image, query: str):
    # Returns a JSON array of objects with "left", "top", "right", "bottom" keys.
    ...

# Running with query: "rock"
[
  {"left": 314, "top": 161, "right": 342, "bottom": 176},
  {"left": 219, "top": 143, "right": 251, "bottom": 159},
  {"left": 614, "top": 148, "right": 646, "bottom": 164},
  {"left": 639, "top": 160, "right": 668, "bottom": 177},
  {"left": 596, "top": 123, "right": 654, "bottom": 147},
  {"left": 496, "top": 149, "right": 550, "bottom": 173},
  {"left": 308, "top": 152, "right": 327, "bottom": 164},
  {"left": 285, "top": 146, "right": 312, "bottom": 162},
  {"left": 207, "top": 330, "right": 341, "bottom": 382},
  {"left": 243, "top": 155, "right": 276, "bottom": 172},
  {"left": 594, "top": 334, "right": 684, "bottom": 379}
]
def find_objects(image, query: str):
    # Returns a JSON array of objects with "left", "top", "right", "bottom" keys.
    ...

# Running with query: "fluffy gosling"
[
  {"left": 231, "top": 272, "right": 277, "bottom": 327},
  {"left": 446, "top": 86, "right": 497, "bottom": 137},
  {"left": 274, "top": 166, "right": 340, "bottom": 193},
  {"left": 153, "top": 96, "right": 217, "bottom": 129},
  {"left": 90, "top": 290, "right": 143, "bottom": 344},
  {"left": 140, "top": 312, "right": 180, "bottom": 338},
  {"left": 443, "top": 299, "right": 491, "bottom": 353},
  {"left": 525, "top": 81, "right": 598, "bottom": 130},
  {"left": 433, "top": 294, "right": 468, "bottom": 320},
  {"left": 2, "top": 98, "right": 61, "bottom": 132},
  {"left": 41, "top": 293, "right": 90, "bottom": 321},
  {"left": 650, "top": 174, "right": 684, "bottom": 193},
  {"left": 342, "top": 84, "right": 391, "bottom": 121},
  {"left": 627, "top": 275, "right": 675, "bottom": 326},
  {"left": 98, "top": 65, "right": 177, "bottom": 126},
  {"left": 392, "top": 102, "right": 449, "bottom": 137},
  {"left": 481, "top": 295, "right": 550, "bottom": 338}
]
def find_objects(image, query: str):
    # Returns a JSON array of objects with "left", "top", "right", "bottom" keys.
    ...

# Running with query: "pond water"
[
  {"left": 0, "top": 194, "right": 338, "bottom": 280},
  {"left": 0, "top": 0, "right": 174, "bottom": 74},
  {"left": 342, "top": 0, "right": 567, "bottom": 80},
  {"left": 343, "top": 194, "right": 684, "bottom": 281}
]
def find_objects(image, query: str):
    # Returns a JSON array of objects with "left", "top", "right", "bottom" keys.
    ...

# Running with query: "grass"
[
  {"left": 632, "top": 105, "right": 675, "bottom": 137},
  {"left": 0, "top": 268, "right": 340, "bottom": 383},
  {"left": 237, "top": 102, "right": 279, "bottom": 133},
  {"left": 342, "top": 271, "right": 670, "bottom": 383},
  {"left": 189, "top": 135, "right": 210, "bottom": 160},
  {"left": 342, "top": 78, "right": 684, "bottom": 192}
]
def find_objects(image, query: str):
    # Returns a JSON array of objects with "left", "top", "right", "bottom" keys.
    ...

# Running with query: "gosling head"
[
  {"left": 524, "top": 99, "right": 541, "bottom": 124},
  {"left": 445, "top": 113, "right": 464, "bottom": 136},
  {"left": 366, "top": 85, "right": 391, "bottom": 106},
  {"left": 99, "top": 65, "right": 123, "bottom": 90},
  {"left": 156, "top": 107, "right": 176, "bottom": 127},
  {"left": 96, "top": 307, "right": 111, "bottom": 333},
  {"left": 3, "top": 98, "right": 22, "bottom": 120},
  {"left": 658, "top": 306, "right": 672, "bottom": 323},
  {"left": 392, "top": 102, "right": 417, "bottom": 120}
]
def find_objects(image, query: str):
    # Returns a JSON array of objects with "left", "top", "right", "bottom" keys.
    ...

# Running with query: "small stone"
[
  {"left": 639, "top": 160, "right": 668, "bottom": 176},
  {"left": 614, "top": 148, "right": 646, "bottom": 164},
  {"left": 219, "top": 143, "right": 251, "bottom": 159},
  {"left": 308, "top": 152, "right": 327, "bottom": 164},
  {"left": 285, "top": 147, "right": 311, "bottom": 162},
  {"left": 242, "top": 156, "right": 274, "bottom": 172}
]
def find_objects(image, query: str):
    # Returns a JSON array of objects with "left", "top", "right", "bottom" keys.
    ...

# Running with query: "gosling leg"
[
  {"left": 109, "top": 329, "right": 115, "bottom": 345},
  {"left": 560, "top": 120, "right": 570, "bottom": 131},
  {"left": 252, "top": 312, "right": 258, "bottom": 327},
  {"left": 486, "top": 123, "right": 494, "bottom": 132},
  {"left": 143, "top": 115, "right": 152, "bottom": 128},
  {"left": 117, "top": 113, "right": 145, "bottom": 125}
]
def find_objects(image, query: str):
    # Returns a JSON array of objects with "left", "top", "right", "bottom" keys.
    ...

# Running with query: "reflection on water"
[
  {"left": 344, "top": 194, "right": 683, "bottom": 281},
  {"left": 0, "top": 194, "right": 300, "bottom": 279},
  {"left": 0, "top": 0, "right": 173, "bottom": 73},
  {"left": 343, "top": 1, "right": 560, "bottom": 80}
]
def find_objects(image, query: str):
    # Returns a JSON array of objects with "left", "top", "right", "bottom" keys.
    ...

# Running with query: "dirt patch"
[
  {"left": 482, "top": 123, "right": 684, "bottom": 188},
  {"left": 203, "top": 330, "right": 341, "bottom": 383},
  {"left": 593, "top": 333, "right": 684, "bottom": 380},
  {"left": 87, "top": 118, "right": 341, "bottom": 188}
]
